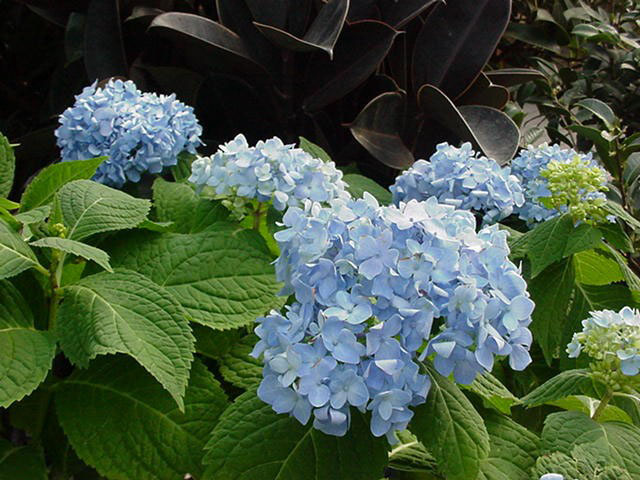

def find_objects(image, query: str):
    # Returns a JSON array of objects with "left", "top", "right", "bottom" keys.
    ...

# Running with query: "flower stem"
[
  {"left": 253, "top": 202, "right": 263, "bottom": 231},
  {"left": 592, "top": 388, "right": 614, "bottom": 421}
]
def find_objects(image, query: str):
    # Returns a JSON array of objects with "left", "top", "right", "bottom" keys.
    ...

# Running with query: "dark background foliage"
[{"left": 1, "top": 0, "right": 542, "bottom": 195}]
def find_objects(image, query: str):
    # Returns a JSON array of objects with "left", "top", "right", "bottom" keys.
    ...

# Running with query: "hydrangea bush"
[
  {"left": 1, "top": 82, "right": 640, "bottom": 480},
  {"left": 55, "top": 79, "right": 202, "bottom": 187}
]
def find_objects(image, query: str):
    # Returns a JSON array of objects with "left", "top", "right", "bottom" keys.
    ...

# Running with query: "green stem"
[
  {"left": 47, "top": 250, "right": 62, "bottom": 330},
  {"left": 253, "top": 202, "right": 263, "bottom": 231},
  {"left": 592, "top": 388, "right": 614, "bottom": 421}
]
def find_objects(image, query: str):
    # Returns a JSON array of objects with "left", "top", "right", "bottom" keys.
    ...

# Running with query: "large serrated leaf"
[
  {"left": 465, "top": 372, "right": 520, "bottom": 414},
  {"left": 0, "top": 281, "right": 56, "bottom": 408},
  {"left": 521, "top": 369, "right": 592, "bottom": 407},
  {"left": 477, "top": 412, "right": 540, "bottom": 480},
  {"left": 106, "top": 229, "right": 283, "bottom": 330},
  {"left": 411, "top": 361, "right": 490, "bottom": 480},
  {"left": 152, "top": 178, "right": 229, "bottom": 233},
  {"left": 0, "top": 438, "right": 47, "bottom": 480},
  {"left": 573, "top": 249, "right": 623, "bottom": 286},
  {"left": 0, "top": 220, "right": 44, "bottom": 280},
  {"left": 19, "top": 158, "right": 105, "bottom": 212},
  {"left": 202, "top": 389, "right": 388, "bottom": 480},
  {"left": 56, "top": 356, "right": 228, "bottom": 480},
  {"left": 54, "top": 180, "right": 150, "bottom": 241},
  {"left": 55, "top": 269, "right": 194, "bottom": 408},
  {"left": 217, "top": 335, "right": 262, "bottom": 389},
  {"left": 0, "top": 133, "right": 15, "bottom": 198},
  {"left": 30, "top": 237, "right": 112, "bottom": 272}
]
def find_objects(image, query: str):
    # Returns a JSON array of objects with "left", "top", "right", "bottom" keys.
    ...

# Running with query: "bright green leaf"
[
  {"left": 549, "top": 396, "right": 633, "bottom": 424},
  {"left": 521, "top": 369, "right": 592, "bottom": 407},
  {"left": 0, "top": 281, "right": 56, "bottom": 408},
  {"left": 411, "top": 361, "right": 490, "bottom": 480},
  {"left": 202, "top": 389, "right": 388, "bottom": 480},
  {"left": 0, "top": 134, "right": 15, "bottom": 198},
  {"left": 55, "top": 269, "right": 194, "bottom": 408},
  {"left": 343, "top": 174, "right": 392, "bottom": 205},
  {"left": 31, "top": 237, "right": 112, "bottom": 272},
  {"left": 107, "top": 229, "right": 283, "bottom": 330},
  {"left": 465, "top": 372, "right": 520, "bottom": 414},
  {"left": 152, "top": 178, "right": 229, "bottom": 234},
  {"left": 573, "top": 249, "right": 623, "bottom": 286},
  {"left": 0, "top": 220, "right": 44, "bottom": 280},
  {"left": 54, "top": 180, "right": 150, "bottom": 241},
  {"left": 56, "top": 356, "right": 228, "bottom": 480},
  {"left": 298, "top": 136, "right": 332, "bottom": 163},
  {"left": 20, "top": 157, "right": 105, "bottom": 212}
]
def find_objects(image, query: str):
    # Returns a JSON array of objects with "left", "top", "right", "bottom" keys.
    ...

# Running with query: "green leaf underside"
[
  {"left": 411, "top": 361, "right": 490, "bottom": 480},
  {"left": 54, "top": 180, "right": 150, "bottom": 241},
  {"left": 217, "top": 335, "right": 262, "bottom": 389},
  {"left": 343, "top": 174, "right": 393, "bottom": 205},
  {"left": 30, "top": 237, "right": 112, "bottom": 272},
  {"left": 56, "top": 356, "right": 228, "bottom": 480},
  {"left": 202, "top": 389, "right": 388, "bottom": 480},
  {"left": 466, "top": 372, "right": 520, "bottom": 414},
  {"left": 0, "top": 281, "right": 55, "bottom": 408},
  {"left": 0, "top": 438, "right": 47, "bottom": 480},
  {"left": 0, "top": 220, "right": 42, "bottom": 280},
  {"left": 477, "top": 412, "right": 540, "bottom": 480},
  {"left": 55, "top": 269, "right": 194, "bottom": 408},
  {"left": 521, "top": 369, "right": 592, "bottom": 407},
  {"left": 152, "top": 178, "right": 229, "bottom": 233},
  {"left": 107, "top": 229, "right": 283, "bottom": 330},
  {"left": 0, "top": 133, "right": 16, "bottom": 198},
  {"left": 573, "top": 249, "right": 623, "bottom": 285},
  {"left": 20, "top": 158, "right": 105, "bottom": 212}
]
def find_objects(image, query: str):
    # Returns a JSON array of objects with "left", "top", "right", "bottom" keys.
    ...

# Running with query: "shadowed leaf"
[{"left": 84, "top": 0, "right": 127, "bottom": 81}]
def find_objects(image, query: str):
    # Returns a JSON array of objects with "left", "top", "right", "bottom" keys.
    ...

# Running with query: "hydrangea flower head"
[
  {"left": 188, "top": 134, "right": 349, "bottom": 211},
  {"left": 511, "top": 144, "right": 609, "bottom": 225},
  {"left": 390, "top": 142, "right": 525, "bottom": 225},
  {"left": 56, "top": 79, "right": 203, "bottom": 187},
  {"left": 252, "top": 194, "right": 534, "bottom": 442},
  {"left": 567, "top": 307, "right": 640, "bottom": 389}
]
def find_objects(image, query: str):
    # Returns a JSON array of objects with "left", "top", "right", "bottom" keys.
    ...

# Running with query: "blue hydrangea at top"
[
  {"left": 56, "top": 79, "right": 203, "bottom": 188},
  {"left": 511, "top": 144, "right": 608, "bottom": 225},
  {"left": 567, "top": 307, "right": 640, "bottom": 381},
  {"left": 188, "top": 134, "right": 349, "bottom": 211},
  {"left": 252, "top": 193, "right": 534, "bottom": 442},
  {"left": 390, "top": 142, "right": 524, "bottom": 225}
]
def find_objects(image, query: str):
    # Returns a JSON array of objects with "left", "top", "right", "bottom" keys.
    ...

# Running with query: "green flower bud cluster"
[
  {"left": 567, "top": 307, "right": 640, "bottom": 393},
  {"left": 49, "top": 222, "right": 68, "bottom": 238},
  {"left": 539, "top": 156, "right": 610, "bottom": 225}
]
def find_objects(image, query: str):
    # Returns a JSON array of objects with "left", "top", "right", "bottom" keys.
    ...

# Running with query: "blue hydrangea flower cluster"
[
  {"left": 56, "top": 79, "right": 203, "bottom": 187},
  {"left": 567, "top": 307, "right": 640, "bottom": 377},
  {"left": 540, "top": 474, "right": 564, "bottom": 480},
  {"left": 188, "top": 134, "right": 349, "bottom": 211},
  {"left": 511, "top": 144, "right": 608, "bottom": 225},
  {"left": 390, "top": 143, "right": 525, "bottom": 225},
  {"left": 252, "top": 194, "right": 534, "bottom": 442}
]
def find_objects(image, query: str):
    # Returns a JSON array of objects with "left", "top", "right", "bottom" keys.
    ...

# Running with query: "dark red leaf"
[
  {"left": 379, "top": 0, "right": 442, "bottom": 28},
  {"left": 84, "top": 0, "right": 127, "bottom": 81},
  {"left": 485, "top": 68, "right": 545, "bottom": 87}
]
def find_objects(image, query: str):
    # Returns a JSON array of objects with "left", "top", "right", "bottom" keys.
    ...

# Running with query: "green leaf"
[
  {"left": 528, "top": 258, "right": 575, "bottom": 363},
  {"left": 171, "top": 151, "right": 196, "bottom": 182},
  {"left": 521, "top": 369, "right": 592, "bottom": 407},
  {"left": 343, "top": 174, "right": 392, "bottom": 205},
  {"left": 411, "top": 361, "right": 490, "bottom": 480},
  {"left": 0, "top": 220, "right": 44, "bottom": 280},
  {"left": 152, "top": 178, "right": 229, "bottom": 233},
  {"left": 217, "top": 335, "right": 262, "bottom": 389},
  {"left": 605, "top": 200, "right": 640, "bottom": 232},
  {"left": 14, "top": 206, "right": 51, "bottom": 241},
  {"left": 20, "top": 157, "right": 105, "bottom": 212},
  {"left": 56, "top": 356, "right": 228, "bottom": 480},
  {"left": 602, "top": 244, "right": 640, "bottom": 291},
  {"left": 573, "top": 249, "right": 623, "bottom": 286},
  {"left": 528, "top": 215, "right": 602, "bottom": 277},
  {"left": 477, "top": 412, "right": 540, "bottom": 480},
  {"left": 298, "top": 136, "right": 332, "bottom": 163},
  {"left": 107, "top": 229, "right": 283, "bottom": 330},
  {"left": 388, "top": 431, "right": 438, "bottom": 474},
  {"left": 194, "top": 324, "right": 243, "bottom": 359},
  {"left": 30, "top": 237, "right": 113, "bottom": 272},
  {"left": 0, "top": 281, "right": 56, "bottom": 408},
  {"left": 0, "top": 134, "right": 15, "bottom": 198},
  {"left": 54, "top": 180, "right": 150, "bottom": 241},
  {"left": 0, "top": 198, "right": 19, "bottom": 211},
  {"left": 465, "top": 372, "right": 520, "bottom": 414},
  {"left": 55, "top": 269, "right": 195, "bottom": 408},
  {"left": 0, "top": 438, "right": 47, "bottom": 480},
  {"left": 549, "top": 396, "right": 633, "bottom": 424},
  {"left": 541, "top": 411, "right": 640, "bottom": 476},
  {"left": 576, "top": 98, "right": 617, "bottom": 130},
  {"left": 202, "top": 389, "right": 388, "bottom": 480}
]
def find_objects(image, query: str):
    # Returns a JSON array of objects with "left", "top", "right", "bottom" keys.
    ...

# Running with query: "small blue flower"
[{"left": 56, "top": 79, "right": 202, "bottom": 187}]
